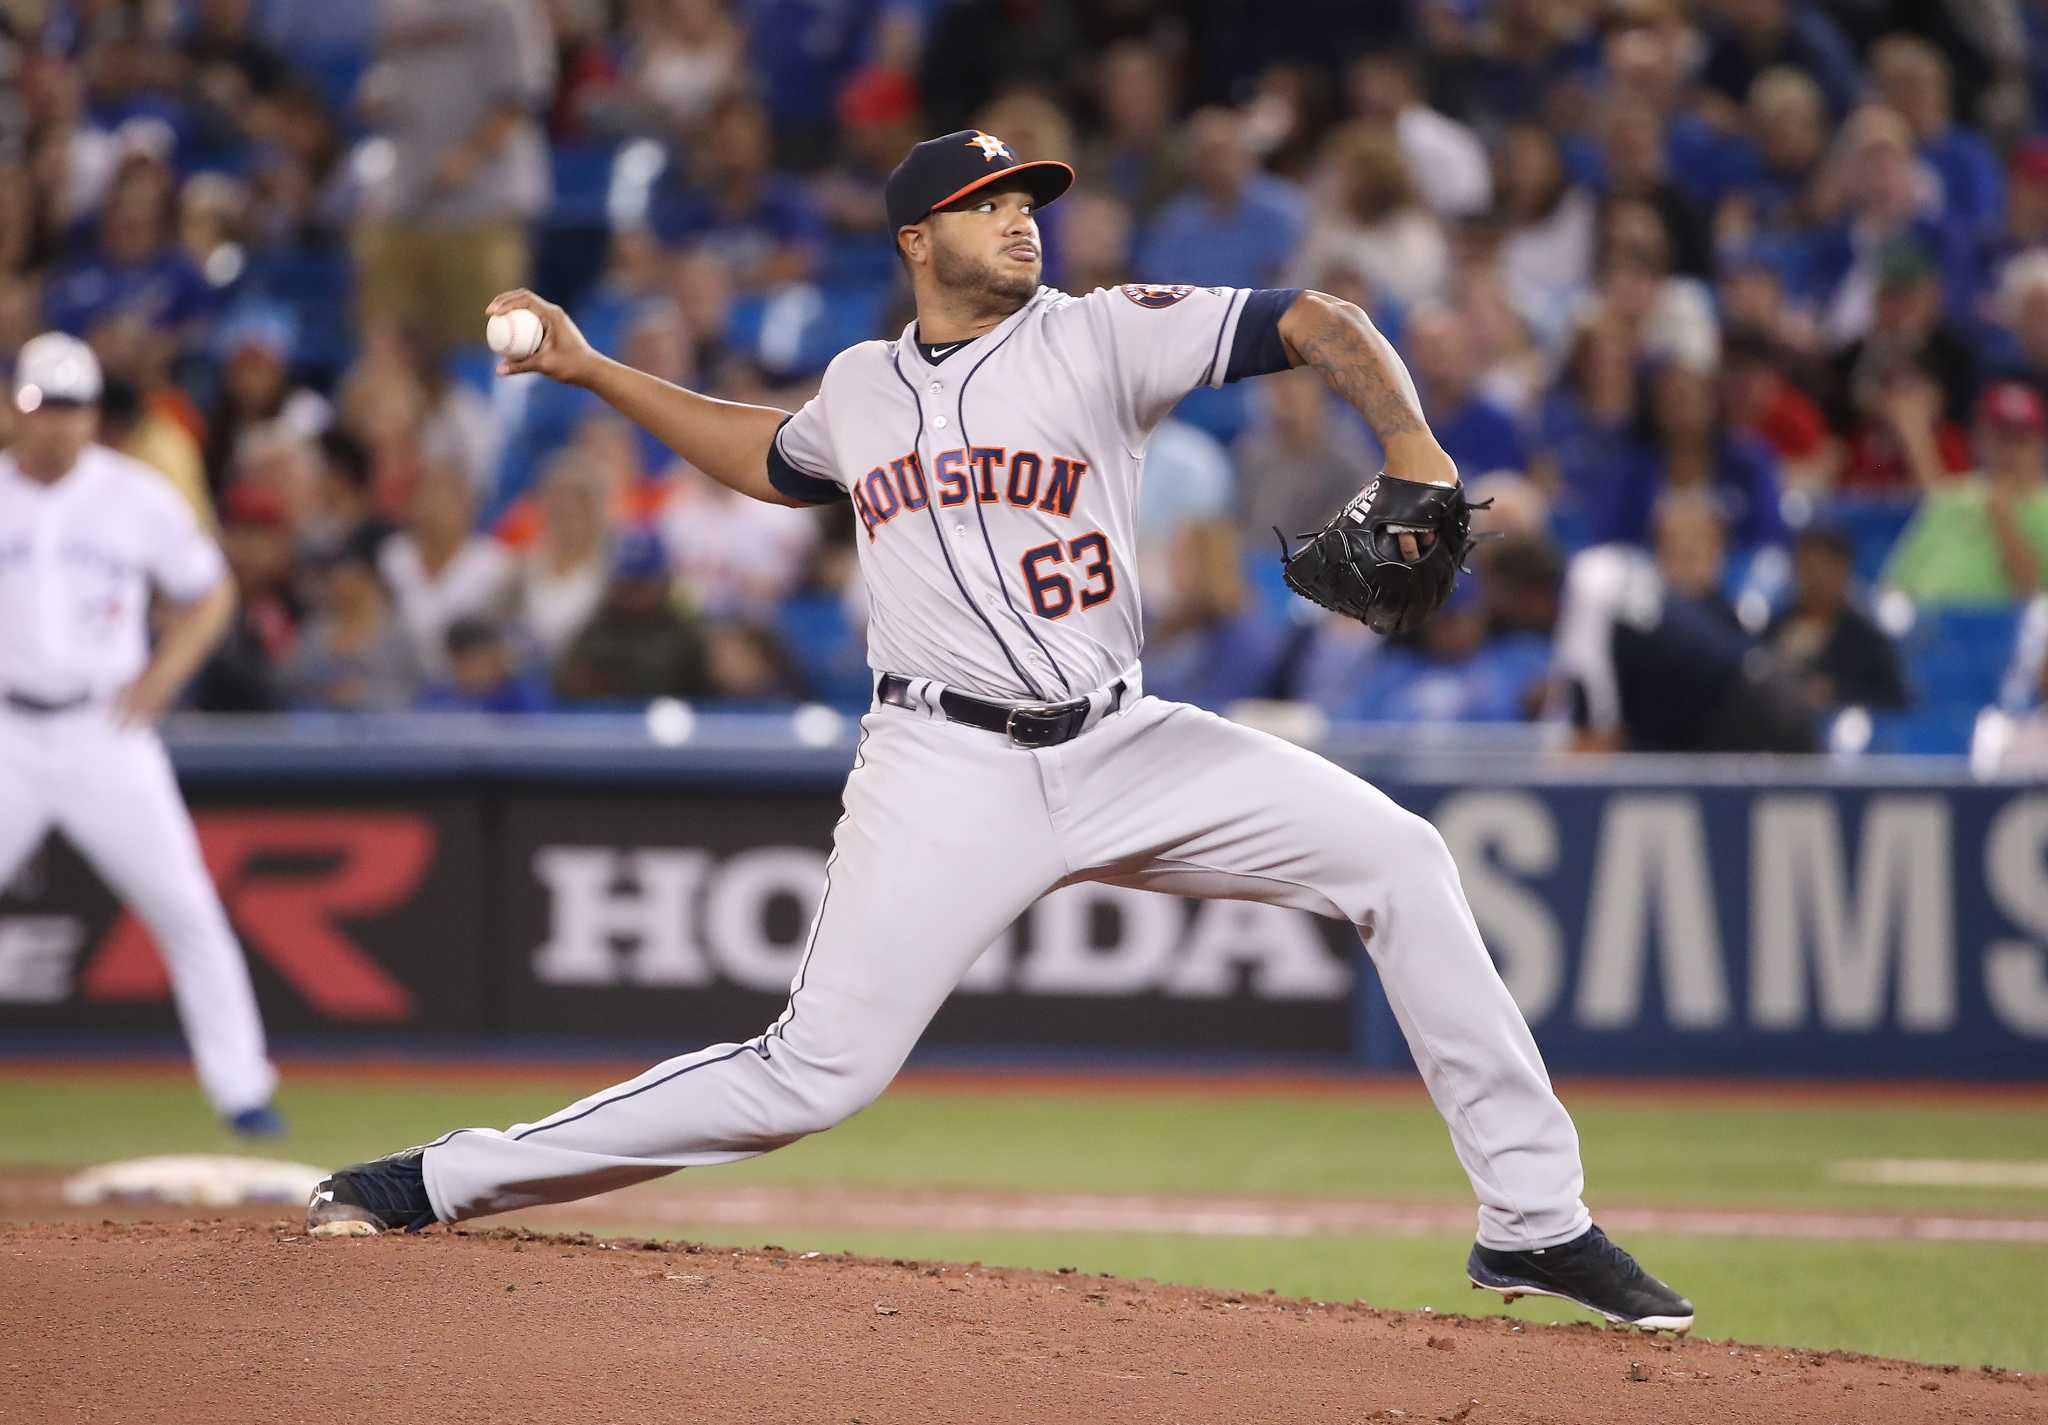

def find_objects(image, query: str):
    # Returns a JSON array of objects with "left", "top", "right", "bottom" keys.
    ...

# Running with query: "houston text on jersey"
[{"left": 847, "top": 446, "right": 1090, "bottom": 539}]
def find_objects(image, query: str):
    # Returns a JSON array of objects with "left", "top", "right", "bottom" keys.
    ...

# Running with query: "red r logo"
[{"left": 80, "top": 812, "right": 435, "bottom": 1020}]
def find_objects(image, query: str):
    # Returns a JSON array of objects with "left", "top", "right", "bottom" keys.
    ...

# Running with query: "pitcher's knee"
[
  {"left": 1342, "top": 806, "right": 1459, "bottom": 920},
  {"left": 1389, "top": 807, "right": 1457, "bottom": 879},
  {"left": 768, "top": 1051, "right": 896, "bottom": 1138}
]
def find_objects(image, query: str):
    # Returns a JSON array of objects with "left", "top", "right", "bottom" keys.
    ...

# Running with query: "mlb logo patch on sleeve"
[{"left": 1119, "top": 284, "right": 1195, "bottom": 309}]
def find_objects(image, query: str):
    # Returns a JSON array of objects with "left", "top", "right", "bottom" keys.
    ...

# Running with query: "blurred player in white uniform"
[{"left": 0, "top": 332, "right": 282, "bottom": 1134}]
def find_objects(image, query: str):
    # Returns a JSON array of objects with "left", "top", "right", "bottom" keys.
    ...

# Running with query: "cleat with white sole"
[
  {"left": 304, "top": 1147, "right": 437, "bottom": 1235},
  {"left": 1465, "top": 1224, "right": 1693, "bottom": 1334}
]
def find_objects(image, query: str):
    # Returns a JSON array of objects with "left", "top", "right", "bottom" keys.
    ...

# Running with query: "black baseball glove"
[{"left": 1276, "top": 474, "right": 1490, "bottom": 636}]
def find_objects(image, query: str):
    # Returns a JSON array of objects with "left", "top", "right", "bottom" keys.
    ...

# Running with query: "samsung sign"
[{"left": 1405, "top": 784, "right": 2048, "bottom": 1074}]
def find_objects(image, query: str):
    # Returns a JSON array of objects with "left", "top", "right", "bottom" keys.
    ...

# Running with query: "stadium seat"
[
  {"left": 1900, "top": 605, "right": 2023, "bottom": 712},
  {"left": 444, "top": 343, "right": 500, "bottom": 395},
  {"left": 776, "top": 594, "right": 874, "bottom": 711},
  {"left": 1824, "top": 495, "right": 1918, "bottom": 585},
  {"left": 821, "top": 231, "right": 898, "bottom": 290},
  {"left": 530, "top": 221, "right": 612, "bottom": 320},
  {"left": 239, "top": 248, "right": 356, "bottom": 385},
  {"left": 1857, "top": 703, "right": 1983, "bottom": 755},
  {"left": 728, "top": 282, "right": 888, "bottom": 381},
  {"left": 1242, "top": 547, "right": 1299, "bottom": 619},
  {"left": 548, "top": 142, "right": 623, "bottom": 229},
  {"left": 299, "top": 50, "right": 371, "bottom": 116}
]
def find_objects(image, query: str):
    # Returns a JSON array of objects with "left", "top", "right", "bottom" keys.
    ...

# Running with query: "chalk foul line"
[
  {"left": 1828, "top": 1159, "right": 2048, "bottom": 1190},
  {"left": 509, "top": 1186, "right": 2048, "bottom": 1246}
]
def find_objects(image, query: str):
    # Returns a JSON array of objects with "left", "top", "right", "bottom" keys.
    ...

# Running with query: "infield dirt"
[{"left": 2, "top": 1219, "right": 2037, "bottom": 1424}]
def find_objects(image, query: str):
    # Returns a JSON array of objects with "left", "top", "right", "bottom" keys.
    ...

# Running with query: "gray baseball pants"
[{"left": 422, "top": 680, "right": 1590, "bottom": 1250}]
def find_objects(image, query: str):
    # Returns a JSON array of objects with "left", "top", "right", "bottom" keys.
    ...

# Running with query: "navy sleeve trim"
[
  {"left": 1198, "top": 288, "right": 1247, "bottom": 388},
  {"left": 1223, "top": 287, "right": 1304, "bottom": 384},
  {"left": 766, "top": 421, "right": 845, "bottom": 505}
]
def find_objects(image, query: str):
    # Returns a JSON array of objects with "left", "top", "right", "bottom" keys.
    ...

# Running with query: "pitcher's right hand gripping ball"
[
  {"left": 483, "top": 290, "right": 595, "bottom": 384},
  {"left": 1277, "top": 474, "right": 1490, "bottom": 636}
]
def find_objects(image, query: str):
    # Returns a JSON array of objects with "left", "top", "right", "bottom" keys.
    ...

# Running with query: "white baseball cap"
[{"left": 13, "top": 331, "right": 103, "bottom": 413}]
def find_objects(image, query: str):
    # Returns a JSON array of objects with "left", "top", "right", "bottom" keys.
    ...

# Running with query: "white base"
[{"left": 63, "top": 1155, "right": 325, "bottom": 1209}]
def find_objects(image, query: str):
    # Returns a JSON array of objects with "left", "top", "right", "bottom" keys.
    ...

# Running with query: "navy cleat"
[
  {"left": 1467, "top": 1223, "right": 1693, "bottom": 1333},
  {"left": 306, "top": 1147, "right": 437, "bottom": 1237},
  {"left": 227, "top": 1104, "right": 285, "bottom": 1138}
]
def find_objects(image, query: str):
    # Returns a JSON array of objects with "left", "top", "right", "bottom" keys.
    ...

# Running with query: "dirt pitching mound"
[{"left": 2, "top": 1220, "right": 2035, "bottom": 1425}]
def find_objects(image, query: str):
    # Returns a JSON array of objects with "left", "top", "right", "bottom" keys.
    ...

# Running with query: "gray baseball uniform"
[{"left": 422, "top": 283, "right": 1591, "bottom": 1251}]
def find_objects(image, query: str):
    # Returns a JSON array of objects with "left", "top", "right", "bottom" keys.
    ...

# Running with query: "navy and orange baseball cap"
[{"left": 884, "top": 129, "right": 1074, "bottom": 232}]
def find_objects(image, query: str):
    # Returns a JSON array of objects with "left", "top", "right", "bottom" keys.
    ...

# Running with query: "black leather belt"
[
  {"left": 4, "top": 689, "right": 92, "bottom": 716},
  {"left": 877, "top": 672, "right": 1125, "bottom": 748}
]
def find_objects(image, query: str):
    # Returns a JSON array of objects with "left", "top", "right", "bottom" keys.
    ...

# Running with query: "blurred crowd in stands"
[{"left": 6, "top": 0, "right": 2048, "bottom": 760}]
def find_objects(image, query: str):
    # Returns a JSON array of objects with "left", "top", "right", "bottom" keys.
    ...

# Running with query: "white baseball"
[{"left": 486, "top": 308, "right": 544, "bottom": 360}]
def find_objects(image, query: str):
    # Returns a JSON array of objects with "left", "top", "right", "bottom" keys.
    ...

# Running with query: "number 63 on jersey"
[{"left": 1021, "top": 531, "right": 1115, "bottom": 620}]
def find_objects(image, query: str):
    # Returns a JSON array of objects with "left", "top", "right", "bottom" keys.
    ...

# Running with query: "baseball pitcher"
[
  {"left": 0, "top": 333, "right": 282, "bottom": 1134},
  {"left": 310, "top": 130, "right": 1691, "bottom": 1332}
]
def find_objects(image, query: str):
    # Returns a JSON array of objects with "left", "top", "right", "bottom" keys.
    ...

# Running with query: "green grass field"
[{"left": 6, "top": 1066, "right": 2045, "bottom": 1370}]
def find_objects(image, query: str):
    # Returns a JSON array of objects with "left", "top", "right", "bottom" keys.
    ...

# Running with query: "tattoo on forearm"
[{"left": 1294, "top": 303, "right": 1426, "bottom": 442}]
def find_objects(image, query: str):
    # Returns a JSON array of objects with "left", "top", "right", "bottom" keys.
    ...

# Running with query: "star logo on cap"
[{"left": 966, "top": 132, "right": 1014, "bottom": 163}]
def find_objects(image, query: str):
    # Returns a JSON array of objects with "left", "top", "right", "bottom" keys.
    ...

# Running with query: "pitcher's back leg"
[{"left": 417, "top": 712, "right": 1065, "bottom": 1224}]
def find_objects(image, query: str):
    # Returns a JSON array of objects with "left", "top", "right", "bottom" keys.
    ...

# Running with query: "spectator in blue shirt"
[
  {"left": 44, "top": 154, "right": 216, "bottom": 339},
  {"left": 1136, "top": 418, "right": 1235, "bottom": 585},
  {"left": 1874, "top": 34, "right": 2004, "bottom": 245},
  {"left": 1134, "top": 106, "right": 1306, "bottom": 446},
  {"left": 1143, "top": 522, "right": 1292, "bottom": 711},
  {"left": 1422, "top": 0, "right": 1600, "bottom": 126},
  {"left": 1535, "top": 312, "right": 1640, "bottom": 550},
  {"left": 1592, "top": 94, "right": 1711, "bottom": 278},
  {"left": 1599, "top": 17, "right": 1750, "bottom": 212},
  {"left": 418, "top": 616, "right": 552, "bottom": 713},
  {"left": 1135, "top": 108, "right": 1306, "bottom": 291},
  {"left": 1352, "top": 579, "right": 1553, "bottom": 723},
  {"left": 736, "top": 0, "right": 882, "bottom": 160},
  {"left": 1697, "top": 0, "right": 1861, "bottom": 119},
  {"left": 1598, "top": 360, "right": 1788, "bottom": 554},
  {"left": 1082, "top": 41, "right": 1190, "bottom": 225},
  {"left": 651, "top": 93, "right": 824, "bottom": 294},
  {"left": 1404, "top": 303, "right": 1528, "bottom": 479},
  {"left": 1712, "top": 67, "right": 1829, "bottom": 243},
  {"left": 1798, "top": 105, "right": 1977, "bottom": 348}
]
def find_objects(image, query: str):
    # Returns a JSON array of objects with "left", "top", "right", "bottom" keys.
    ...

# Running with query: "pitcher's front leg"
[{"left": 1068, "top": 699, "right": 1589, "bottom": 1249}]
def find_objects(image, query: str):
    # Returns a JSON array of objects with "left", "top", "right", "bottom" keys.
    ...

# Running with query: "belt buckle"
[{"left": 1005, "top": 702, "right": 1076, "bottom": 749}]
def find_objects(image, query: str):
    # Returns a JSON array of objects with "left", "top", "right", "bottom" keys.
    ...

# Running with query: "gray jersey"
[{"left": 772, "top": 283, "right": 1271, "bottom": 701}]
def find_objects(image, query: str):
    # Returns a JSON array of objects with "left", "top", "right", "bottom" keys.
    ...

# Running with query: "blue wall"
[{"left": 4, "top": 717, "right": 2042, "bottom": 1077}]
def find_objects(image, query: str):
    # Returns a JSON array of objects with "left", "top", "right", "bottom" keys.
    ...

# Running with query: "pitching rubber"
[{"left": 308, "top": 1218, "right": 381, "bottom": 1238}]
